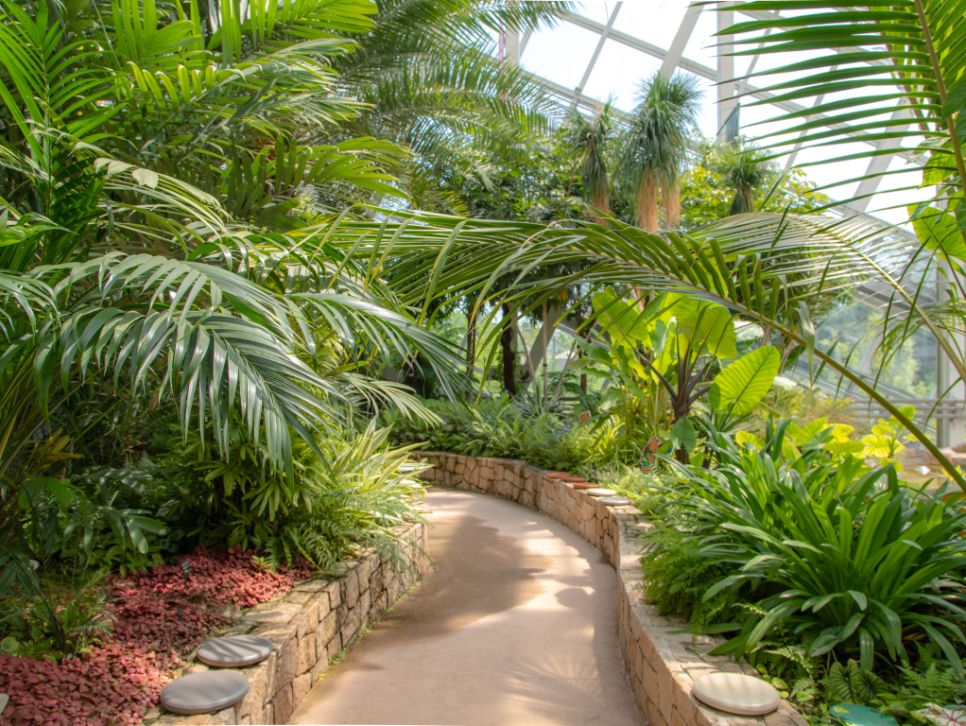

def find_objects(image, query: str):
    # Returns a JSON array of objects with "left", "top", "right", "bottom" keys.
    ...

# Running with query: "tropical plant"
[
  {"left": 574, "top": 288, "right": 779, "bottom": 460},
  {"left": 383, "top": 395, "right": 623, "bottom": 471},
  {"left": 699, "top": 1, "right": 966, "bottom": 481},
  {"left": 618, "top": 71, "right": 703, "bottom": 231},
  {"left": 153, "top": 420, "right": 428, "bottom": 571},
  {"left": 0, "top": 0, "right": 470, "bottom": 493},
  {"left": 639, "top": 522, "right": 745, "bottom": 634},
  {"left": 665, "top": 420, "right": 966, "bottom": 671},
  {"left": 0, "top": 475, "right": 163, "bottom": 656},
  {"left": 819, "top": 652, "right": 966, "bottom": 720},
  {"left": 350, "top": 0, "right": 966, "bottom": 488},
  {"left": 678, "top": 141, "right": 828, "bottom": 232},
  {"left": 566, "top": 104, "right": 615, "bottom": 221},
  {"left": 327, "top": 0, "right": 572, "bottom": 184},
  {"left": 718, "top": 144, "right": 772, "bottom": 216}
]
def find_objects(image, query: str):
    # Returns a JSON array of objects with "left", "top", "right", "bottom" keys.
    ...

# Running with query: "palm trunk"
[
  {"left": 637, "top": 171, "right": 659, "bottom": 232},
  {"left": 500, "top": 303, "right": 516, "bottom": 395},
  {"left": 592, "top": 181, "right": 610, "bottom": 220},
  {"left": 663, "top": 177, "right": 681, "bottom": 230}
]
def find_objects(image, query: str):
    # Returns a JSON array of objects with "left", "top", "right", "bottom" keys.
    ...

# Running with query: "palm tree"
[
  {"left": 567, "top": 104, "right": 615, "bottom": 222},
  {"left": 718, "top": 144, "right": 771, "bottom": 216},
  {"left": 319, "top": 0, "right": 574, "bottom": 189},
  {"left": 321, "top": 1, "right": 966, "bottom": 488},
  {"left": 619, "top": 72, "right": 703, "bottom": 231},
  {"left": 0, "top": 0, "right": 463, "bottom": 485}
]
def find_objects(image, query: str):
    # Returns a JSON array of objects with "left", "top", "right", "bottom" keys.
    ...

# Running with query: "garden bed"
[{"left": 0, "top": 526, "right": 429, "bottom": 726}]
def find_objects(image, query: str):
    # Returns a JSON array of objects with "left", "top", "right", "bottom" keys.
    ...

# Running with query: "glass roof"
[
  {"left": 518, "top": 1, "right": 934, "bottom": 232},
  {"left": 512, "top": 2, "right": 945, "bottom": 406}
]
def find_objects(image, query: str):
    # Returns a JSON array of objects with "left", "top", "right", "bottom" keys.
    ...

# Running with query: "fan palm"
[{"left": 619, "top": 72, "right": 703, "bottom": 231}]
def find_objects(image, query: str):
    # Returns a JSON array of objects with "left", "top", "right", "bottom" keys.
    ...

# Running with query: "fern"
[{"left": 640, "top": 523, "right": 744, "bottom": 633}]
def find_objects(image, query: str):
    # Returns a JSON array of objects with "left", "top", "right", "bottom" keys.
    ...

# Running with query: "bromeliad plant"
[{"left": 664, "top": 420, "right": 966, "bottom": 671}]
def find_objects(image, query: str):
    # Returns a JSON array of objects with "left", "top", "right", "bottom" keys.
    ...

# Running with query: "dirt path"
[{"left": 291, "top": 487, "right": 643, "bottom": 725}]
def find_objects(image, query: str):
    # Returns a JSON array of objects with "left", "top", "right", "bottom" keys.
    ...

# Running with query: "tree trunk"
[
  {"left": 663, "top": 177, "right": 681, "bottom": 230},
  {"left": 541, "top": 301, "right": 548, "bottom": 396},
  {"left": 590, "top": 179, "right": 610, "bottom": 224},
  {"left": 466, "top": 304, "right": 477, "bottom": 376},
  {"left": 637, "top": 171, "right": 659, "bottom": 232},
  {"left": 500, "top": 303, "right": 517, "bottom": 395}
]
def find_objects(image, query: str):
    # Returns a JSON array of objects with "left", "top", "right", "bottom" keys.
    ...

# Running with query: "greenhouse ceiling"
[{"left": 511, "top": 1, "right": 932, "bottom": 236}]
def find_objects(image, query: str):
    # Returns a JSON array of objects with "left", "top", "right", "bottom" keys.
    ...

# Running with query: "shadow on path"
[{"left": 290, "top": 488, "right": 643, "bottom": 726}]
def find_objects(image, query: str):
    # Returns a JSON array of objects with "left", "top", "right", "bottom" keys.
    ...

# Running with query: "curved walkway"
[{"left": 291, "top": 487, "right": 643, "bottom": 725}]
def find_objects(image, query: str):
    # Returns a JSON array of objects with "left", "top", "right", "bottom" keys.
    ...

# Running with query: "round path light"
[
  {"left": 160, "top": 671, "right": 250, "bottom": 715},
  {"left": 598, "top": 496, "right": 632, "bottom": 506},
  {"left": 692, "top": 672, "right": 780, "bottom": 716},
  {"left": 583, "top": 488, "right": 616, "bottom": 497},
  {"left": 197, "top": 635, "right": 273, "bottom": 668}
]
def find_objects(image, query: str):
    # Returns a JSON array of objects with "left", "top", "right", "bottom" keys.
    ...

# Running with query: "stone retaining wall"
[
  {"left": 143, "top": 522, "right": 430, "bottom": 725},
  {"left": 417, "top": 452, "right": 807, "bottom": 726}
]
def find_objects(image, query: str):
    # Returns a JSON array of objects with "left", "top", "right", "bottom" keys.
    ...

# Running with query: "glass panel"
[
  {"left": 520, "top": 21, "right": 599, "bottom": 91},
  {"left": 582, "top": 42, "right": 662, "bottom": 111},
  {"left": 612, "top": 0, "right": 690, "bottom": 47},
  {"left": 680, "top": 7, "right": 718, "bottom": 69}
]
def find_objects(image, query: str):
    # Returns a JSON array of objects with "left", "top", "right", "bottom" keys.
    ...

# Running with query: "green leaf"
[
  {"left": 670, "top": 416, "right": 697, "bottom": 452},
  {"left": 708, "top": 346, "right": 781, "bottom": 416},
  {"left": 592, "top": 289, "right": 650, "bottom": 345},
  {"left": 943, "top": 76, "right": 966, "bottom": 118},
  {"left": 131, "top": 168, "right": 159, "bottom": 189},
  {"left": 676, "top": 302, "right": 737, "bottom": 359},
  {"left": 909, "top": 205, "right": 966, "bottom": 261},
  {"left": 849, "top": 590, "right": 869, "bottom": 610},
  {"left": 809, "top": 626, "right": 844, "bottom": 657}
]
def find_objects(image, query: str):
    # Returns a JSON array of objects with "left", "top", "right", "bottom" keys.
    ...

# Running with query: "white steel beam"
[
  {"left": 535, "top": 77, "right": 633, "bottom": 122},
  {"left": 519, "top": 29, "right": 532, "bottom": 58},
  {"left": 573, "top": 3, "right": 622, "bottom": 104},
  {"left": 504, "top": 28, "right": 520, "bottom": 66},
  {"left": 660, "top": 2, "right": 703, "bottom": 79},
  {"left": 846, "top": 106, "right": 914, "bottom": 215},
  {"left": 717, "top": 3, "right": 737, "bottom": 144}
]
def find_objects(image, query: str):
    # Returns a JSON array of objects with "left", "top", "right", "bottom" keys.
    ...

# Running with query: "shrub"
[
  {"left": 661, "top": 419, "right": 966, "bottom": 670},
  {"left": 383, "top": 396, "right": 624, "bottom": 471},
  {"left": 154, "top": 422, "right": 428, "bottom": 571},
  {"left": 640, "top": 523, "right": 745, "bottom": 633}
]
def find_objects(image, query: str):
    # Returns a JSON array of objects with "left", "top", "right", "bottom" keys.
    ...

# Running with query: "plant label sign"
[
  {"left": 641, "top": 437, "right": 660, "bottom": 472},
  {"left": 181, "top": 559, "right": 193, "bottom": 589}
]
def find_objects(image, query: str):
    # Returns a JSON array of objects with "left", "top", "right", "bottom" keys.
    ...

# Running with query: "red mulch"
[{"left": 0, "top": 545, "right": 312, "bottom": 725}]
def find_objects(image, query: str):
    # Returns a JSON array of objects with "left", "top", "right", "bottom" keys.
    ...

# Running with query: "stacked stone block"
[
  {"left": 143, "top": 522, "right": 430, "bottom": 725},
  {"left": 416, "top": 452, "right": 807, "bottom": 726}
]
